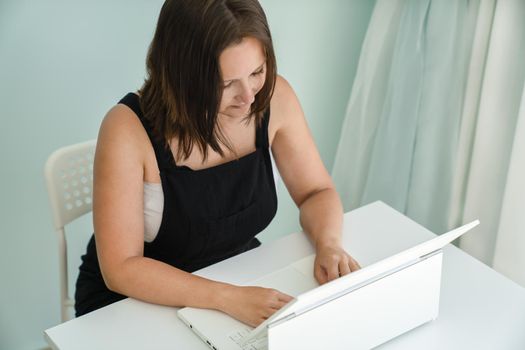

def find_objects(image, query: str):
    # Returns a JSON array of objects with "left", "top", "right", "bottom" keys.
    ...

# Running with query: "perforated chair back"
[{"left": 44, "top": 139, "right": 96, "bottom": 322}]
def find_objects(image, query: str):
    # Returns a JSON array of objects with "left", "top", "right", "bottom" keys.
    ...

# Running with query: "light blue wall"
[
  {"left": 0, "top": 1, "right": 374, "bottom": 349},
  {"left": 259, "top": 0, "right": 375, "bottom": 242}
]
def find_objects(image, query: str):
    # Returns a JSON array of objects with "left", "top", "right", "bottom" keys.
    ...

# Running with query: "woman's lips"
[{"left": 232, "top": 104, "right": 250, "bottom": 109}]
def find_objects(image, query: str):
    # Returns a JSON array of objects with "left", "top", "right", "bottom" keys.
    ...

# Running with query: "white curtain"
[
  {"left": 458, "top": 0, "right": 525, "bottom": 270},
  {"left": 333, "top": 0, "right": 525, "bottom": 285},
  {"left": 332, "top": 0, "right": 480, "bottom": 233},
  {"left": 493, "top": 84, "right": 525, "bottom": 286}
]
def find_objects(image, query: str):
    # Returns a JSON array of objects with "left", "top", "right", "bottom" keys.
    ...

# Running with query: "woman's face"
[{"left": 218, "top": 37, "right": 267, "bottom": 120}]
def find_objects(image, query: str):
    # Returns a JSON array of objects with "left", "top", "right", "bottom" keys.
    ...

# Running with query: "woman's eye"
[{"left": 224, "top": 69, "right": 264, "bottom": 88}]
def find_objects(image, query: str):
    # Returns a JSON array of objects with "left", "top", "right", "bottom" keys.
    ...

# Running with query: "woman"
[{"left": 75, "top": 0, "right": 360, "bottom": 327}]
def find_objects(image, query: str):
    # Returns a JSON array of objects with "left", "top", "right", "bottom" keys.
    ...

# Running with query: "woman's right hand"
[{"left": 218, "top": 285, "right": 294, "bottom": 327}]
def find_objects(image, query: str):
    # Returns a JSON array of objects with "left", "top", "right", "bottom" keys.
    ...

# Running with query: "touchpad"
[{"left": 249, "top": 262, "right": 319, "bottom": 297}]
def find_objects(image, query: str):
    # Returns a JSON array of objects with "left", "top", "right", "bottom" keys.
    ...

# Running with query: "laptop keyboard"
[{"left": 228, "top": 327, "right": 268, "bottom": 350}]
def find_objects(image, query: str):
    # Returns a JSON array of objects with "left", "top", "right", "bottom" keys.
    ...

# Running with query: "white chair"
[{"left": 44, "top": 140, "right": 97, "bottom": 322}]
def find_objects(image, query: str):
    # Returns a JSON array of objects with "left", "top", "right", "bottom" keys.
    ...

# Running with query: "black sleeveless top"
[{"left": 75, "top": 93, "right": 278, "bottom": 316}]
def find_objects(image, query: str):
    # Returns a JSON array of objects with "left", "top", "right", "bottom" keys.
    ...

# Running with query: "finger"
[
  {"left": 326, "top": 262, "right": 339, "bottom": 282},
  {"left": 314, "top": 263, "right": 328, "bottom": 284},
  {"left": 269, "top": 299, "right": 289, "bottom": 310},
  {"left": 277, "top": 292, "right": 294, "bottom": 303},
  {"left": 254, "top": 317, "right": 267, "bottom": 327},
  {"left": 263, "top": 307, "right": 277, "bottom": 318},
  {"left": 268, "top": 295, "right": 291, "bottom": 308},
  {"left": 266, "top": 289, "right": 293, "bottom": 303},
  {"left": 338, "top": 258, "right": 351, "bottom": 277},
  {"left": 268, "top": 292, "right": 293, "bottom": 310},
  {"left": 348, "top": 256, "right": 361, "bottom": 271}
]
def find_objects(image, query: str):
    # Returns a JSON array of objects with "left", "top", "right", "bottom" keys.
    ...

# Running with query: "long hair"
[{"left": 139, "top": 0, "right": 277, "bottom": 162}]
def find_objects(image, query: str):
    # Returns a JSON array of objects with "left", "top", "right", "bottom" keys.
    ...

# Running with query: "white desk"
[{"left": 44, "top": 201, "right": 525, "bottom": 349}]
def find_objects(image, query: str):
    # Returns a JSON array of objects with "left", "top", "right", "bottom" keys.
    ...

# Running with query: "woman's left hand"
[{"left": 314, "top": 243, "right": 361, "bottom": 284}]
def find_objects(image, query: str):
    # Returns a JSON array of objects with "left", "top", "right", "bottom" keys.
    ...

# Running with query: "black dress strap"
[
  {"left": 118, "top": 93, "right": 175, "bottom": 170},
  {"left": 255, "top": 108, "right": 271, "bottom": 149}
]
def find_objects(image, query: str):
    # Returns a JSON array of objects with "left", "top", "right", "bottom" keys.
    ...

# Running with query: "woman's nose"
[{"left": 237, "top": 82, "right": 255, "bottom": 105}]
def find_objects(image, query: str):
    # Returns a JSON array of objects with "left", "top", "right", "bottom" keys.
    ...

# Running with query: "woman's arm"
[
  {"left": 93, "top": 105, "right": 224, "bottom": 308},
  {"left": 93, "top": 105, "right": 291, "bottom": 326},
  {"left": 270, "top": 76, "right": 360, "bottom": 284}
]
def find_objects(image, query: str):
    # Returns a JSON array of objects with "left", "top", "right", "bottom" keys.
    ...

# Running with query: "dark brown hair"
[{"left": 139, "top": 0, "right": 277, "bottom": 162}]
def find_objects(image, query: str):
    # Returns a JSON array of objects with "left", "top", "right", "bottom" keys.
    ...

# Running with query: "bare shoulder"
[
  {"left": 98, "top": 104, "right": 147, "bottom": 149},
  {"left": 96, "top": 103, "right": 150, "bottom": 164},
  {"left": 96, "top": 100, "right": 165, "bottom": 185},
  {"left": 268, "top": 75, "right": 304, "bottom": 145}
]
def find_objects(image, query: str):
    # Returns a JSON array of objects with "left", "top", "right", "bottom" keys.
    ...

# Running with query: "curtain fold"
[
  {"left": 459, "top": 0, "right": 525, "bottom": 264},
  {"left": 493, "top": 83, "right": 525, "bottom": 286},
  {"left": 332, "top": 0, "right": 405, "bottom": 210},
  {"left": 333, "top": 0, "right": 479, "bottom": 233},
  {"left": 447, "top": 0, "right": 496, "bottom": 230}
]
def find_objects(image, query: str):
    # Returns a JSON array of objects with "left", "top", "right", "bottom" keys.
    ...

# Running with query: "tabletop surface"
[{"left": 44, "top": 201, "right": 525, "bottom": 350}]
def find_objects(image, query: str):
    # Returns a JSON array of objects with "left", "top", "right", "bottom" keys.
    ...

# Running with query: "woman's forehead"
[{"left": 219, "top": 37, "right": 265, "bottom": 80}]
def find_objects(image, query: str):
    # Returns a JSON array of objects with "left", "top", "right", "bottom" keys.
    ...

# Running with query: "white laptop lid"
[{"left": 245, "top": 219, "right": 480, "bottom": 342}]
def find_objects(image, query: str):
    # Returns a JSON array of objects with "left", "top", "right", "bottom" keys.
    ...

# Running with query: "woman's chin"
[{"left": 221, "top": 106, "right": 251, "bottom": 118}]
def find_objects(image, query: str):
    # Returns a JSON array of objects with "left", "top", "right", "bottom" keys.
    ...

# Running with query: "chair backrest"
[{"left": 44, "top": 139, "right": 96, "bottom": 322}]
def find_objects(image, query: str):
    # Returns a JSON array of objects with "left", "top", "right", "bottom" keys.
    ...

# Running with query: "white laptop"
[{"left": 177, "top": 220, "right": 479, "bottom": 350}]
